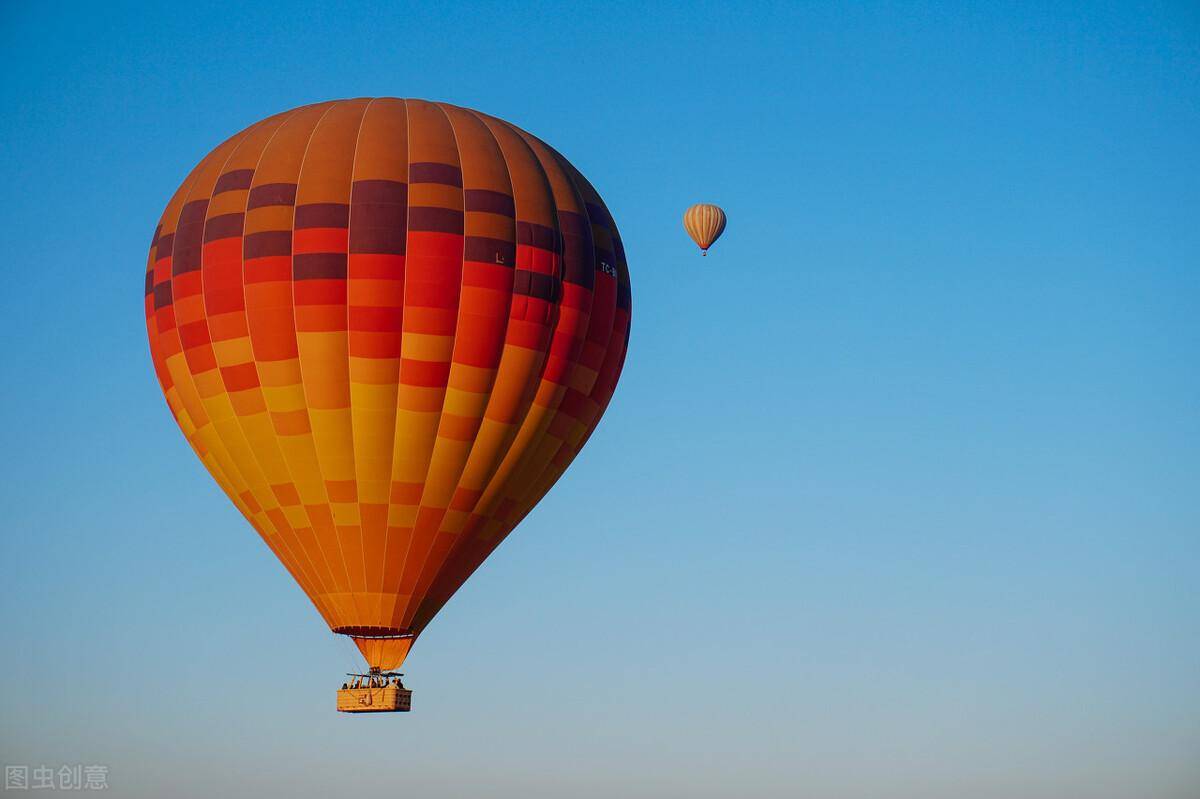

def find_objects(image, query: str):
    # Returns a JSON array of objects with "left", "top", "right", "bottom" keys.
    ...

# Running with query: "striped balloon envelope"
[
  {"left": 143, "top": 99, "right": 632, "bottom": 673},
  {"left": 683, "top": 203, "right": 726, "bottom": 255}
]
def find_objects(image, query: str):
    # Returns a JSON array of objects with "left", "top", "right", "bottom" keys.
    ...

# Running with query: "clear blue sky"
[{"left": 1, "top": 2, "right": 1197, "bottom": 797}]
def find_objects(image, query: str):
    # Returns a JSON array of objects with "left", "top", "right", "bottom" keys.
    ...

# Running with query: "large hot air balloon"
[
  {"left": 143, "top": 99, "right": 631, "bottom": 711},
  {"left": 683, "top": 203, "right": 726, "bottom": 255}
]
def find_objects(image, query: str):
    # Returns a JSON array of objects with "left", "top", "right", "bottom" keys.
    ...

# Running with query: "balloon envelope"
[
  {"left": 683, "top": 203, "right": 726, "bottom": 254},
  {"left": 144, "top": 99, "right": 632, "bottom": 670}
]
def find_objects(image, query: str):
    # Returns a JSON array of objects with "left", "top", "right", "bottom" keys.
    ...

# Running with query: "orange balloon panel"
[{"left": 144, "top": 99, "right": 632, "bottom": 670}]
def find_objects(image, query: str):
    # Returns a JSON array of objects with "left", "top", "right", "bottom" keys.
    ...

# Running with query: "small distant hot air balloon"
[
  {"left": 143, "top": 98, "right": 632, "bottom": 712},
  {"left": 683, "top": 203, "right": 726, "bottom": 255}
]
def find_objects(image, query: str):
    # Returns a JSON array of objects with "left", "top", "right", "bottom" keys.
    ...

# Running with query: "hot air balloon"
[
  {"left": 143, "top": 99, "right": 632, "bottom": 712},
  {"left": 683, "top": 203, "right": 726, "bottom": 255}
]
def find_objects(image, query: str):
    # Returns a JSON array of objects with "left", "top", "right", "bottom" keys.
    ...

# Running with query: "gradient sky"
[{"left": 1, "top": 2, "right": 1197, "bottom": 797}]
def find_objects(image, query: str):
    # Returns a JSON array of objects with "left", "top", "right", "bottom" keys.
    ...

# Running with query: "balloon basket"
[{"left": 337, "top": 670, "right": 411, "bottom": 713}]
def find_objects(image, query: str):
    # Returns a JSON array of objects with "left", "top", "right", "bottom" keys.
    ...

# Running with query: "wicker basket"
[{"left": 337, "top": 686, "right": 412, "bottom": 713}]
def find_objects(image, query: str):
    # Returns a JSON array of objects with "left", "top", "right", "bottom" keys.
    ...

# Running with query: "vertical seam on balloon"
[
  {"left": 169, "top": 134, "right": 256, "bottom": 509},
  {"left": 146, "top": 166, "right": 202, "bottom": 422},
  {"left": 412, "top": 142, "right": 612, "bottom": 630},
  {"left": 381, "top": 97, "right": 415, "bottom": 623},
  {"left": 431, "top": 142, "right": 599, "bottom": 600},
  {"left": 518, "top": 154, "right": 614, "bottom": 489},
  {"left": 566, "top": 207, "right": 633, "bottom": 485},
  {"left": 387, "top": 100, "right": 474, "bottom": 629},
  {"left": 235, "top": 106, "right": 342, "bottom": 607},
  {"left": 408, "top": 117, "right": 572, "bottom": 627},
  {"left": 159, "top": 167, "right": 211, "bottom": 440},
  {"left": 479, "top": 128, "right": 597, "bottom": 535},
  {"left": 237, "top": 107, "right": 341, "bottom": 605},
  {"left": 165, "top": 133, "right": 280, "bottom": 646},
  {"left": 404, "top": 118, "right": 548, "bottom": 627},
  {"left": 388, "top": 101, "right": 477, "bottom": 623},
  {"left": 526, "top": 136, "right": 603, "bottom": 491},
  {"left": 593, "top": 211, "right": 632, "bottom": 396},
  {"left": 194, "top": 120, "right": 313, "bottom": 593},
  {"left": 421, "top": 108, "right": 525, "bottom": 582},
  {"left": 396, "top": 106, "right": 523, "bottom": 626},
  {"left": 445, "top": 114, "right": 563, "bottom": 555},
  {"left": 567, "top": 162, "right": 620, "bottom": 394},
  {"left": 288, "top": 100, "right": 366, "bottom": 630},
  {"left": 344, "top": 97, "right": 374, "bottom": 628},
  {"left": 147, "top": 167, "right": 212, "bottom": 547},
  {"left": 520, "top": 159, "right": 622, "bottom": 511},
  {"left": 204, "top": 110, "right": 336, "bottom": 614},
  {"left": 378, "top": 98, "right": 414, "bottom": 631}
]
